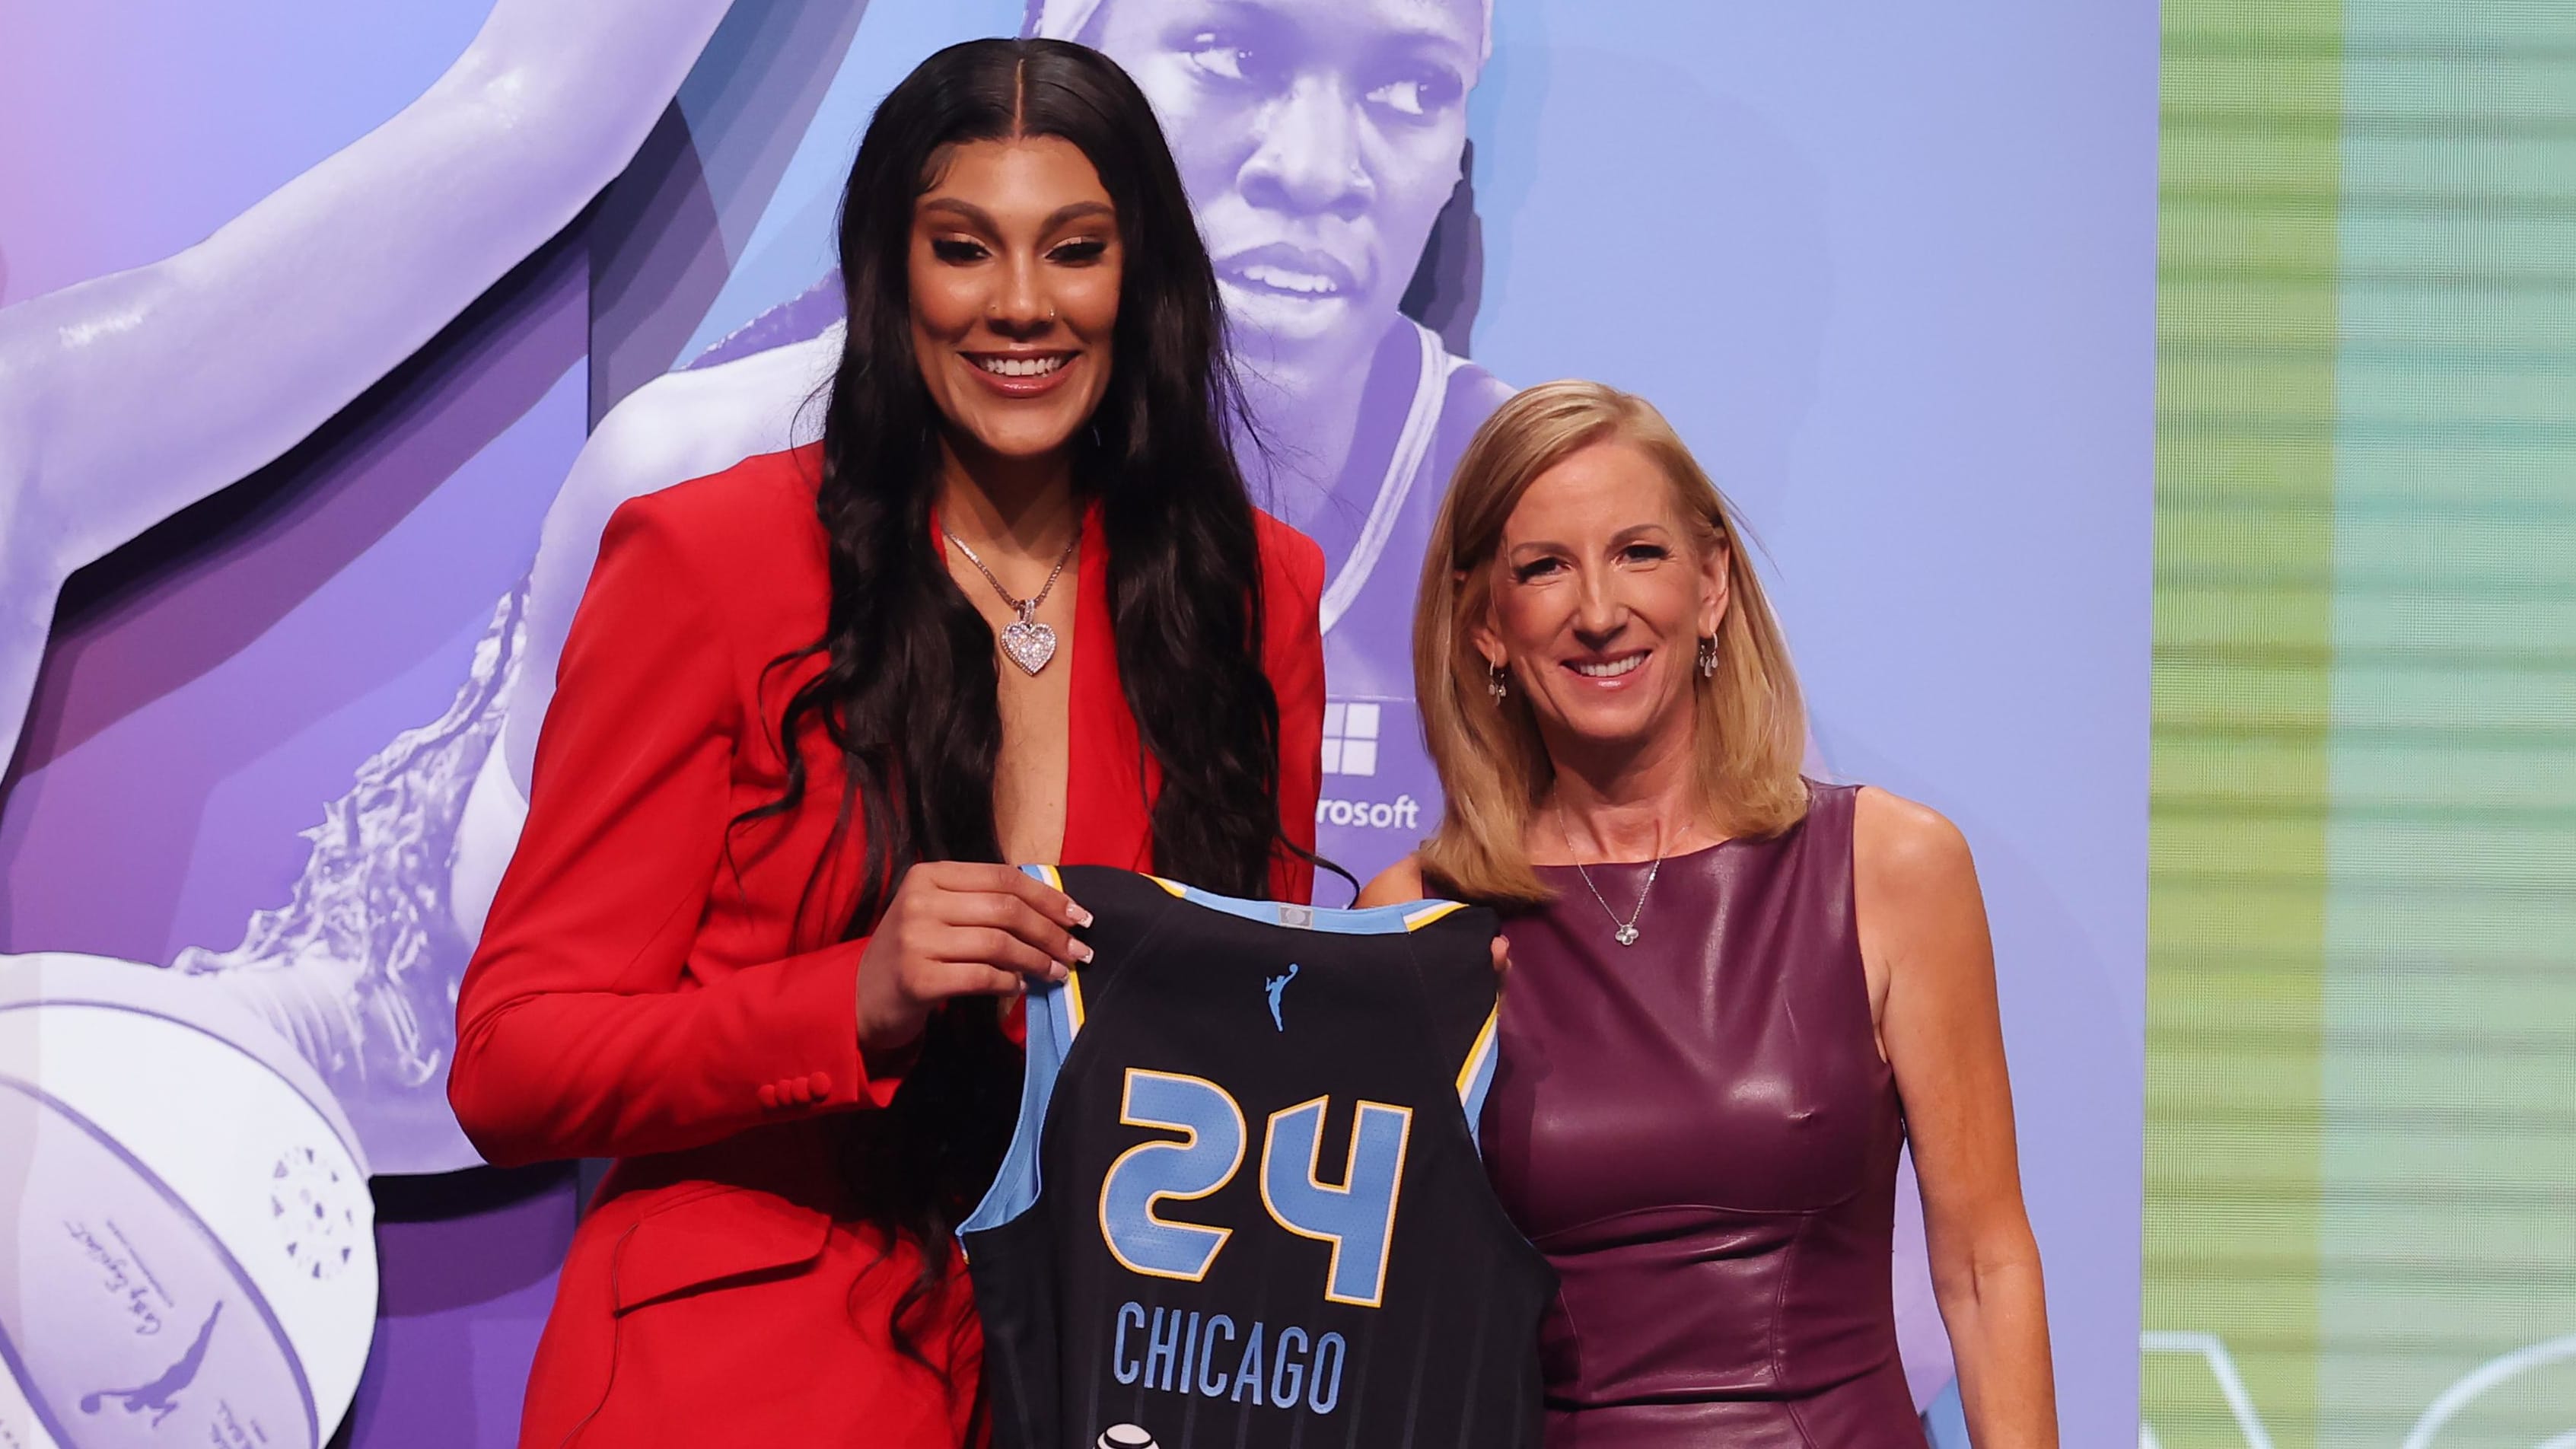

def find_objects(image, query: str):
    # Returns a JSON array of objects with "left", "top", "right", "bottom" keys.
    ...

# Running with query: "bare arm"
[
  {"left": 1355, "top": 856, "right": 1429, "bottom": 908},
  {"left": 1857, "top": 787, "right": 2057, "bottom": 1447},
  {"left": 0, "top": 0, "right": 736, "bottom": 762},
  {"left": 444, "top": 330, "right": 836, "bottom": 949},
  {"left": 501, "top": 328, "right": 839, "bottom": 783},
  {"left": 2, "top": 0, "right": 737, "bottom": 569}
]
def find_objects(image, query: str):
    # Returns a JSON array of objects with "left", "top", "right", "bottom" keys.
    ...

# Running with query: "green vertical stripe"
[{"left": 2148, "top": 5, "right": 2339, "bottom": 1446}]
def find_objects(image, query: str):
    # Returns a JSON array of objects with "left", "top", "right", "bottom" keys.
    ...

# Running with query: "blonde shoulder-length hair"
[{"left": 1414, "top": 380, "right": 1810, "bottom": 905}]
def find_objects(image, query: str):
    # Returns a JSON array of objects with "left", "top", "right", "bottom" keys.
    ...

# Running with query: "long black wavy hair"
[{"left": 743, "top": 38, "right": 1295, "bottom": 1371}]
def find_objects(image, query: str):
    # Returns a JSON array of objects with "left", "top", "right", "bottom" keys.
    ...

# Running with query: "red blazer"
[{"left": 451, "top": 444, "right": 1324, "bottom": 1447}]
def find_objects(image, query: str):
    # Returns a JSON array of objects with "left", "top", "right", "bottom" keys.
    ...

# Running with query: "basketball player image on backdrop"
[
  {"left": 1046, "top": 0, "right": 1514, "bottom": 888},
  {"left": 447, "top": 40, "right": 1326, "bottom": 1444},
  {"left": 0, "top": 0, "right": 733, "bottom": 779},
  {"left": 0, "top": 0, "right": 744, "bottom": 1183},
  {"left": 1363, "top": 382, "right": 2059, "bottom": 1446},
  {"left": 0, "top": 8, "right": 736, "bottom": 1443}
]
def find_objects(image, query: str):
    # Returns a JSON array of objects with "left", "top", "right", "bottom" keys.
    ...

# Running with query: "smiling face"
[
  {"left": 1474, "top": 440, "right": 1730, "bottom": 764},
  {"left": 908, "top": 135, "right": 1124, "bottom": 464},
  {"left": 1089, "top": 0, "right": 1480, "bottom": 384}
]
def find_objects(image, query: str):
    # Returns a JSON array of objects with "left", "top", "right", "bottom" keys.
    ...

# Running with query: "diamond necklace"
[
  {"left": 944, "top": 526, "right": 1079, "bottom": 676},
  {"left": 1555, "top": 801, "right": 1662, "bottom": 947}
]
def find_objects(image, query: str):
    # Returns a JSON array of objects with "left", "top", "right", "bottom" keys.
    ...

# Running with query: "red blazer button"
[
  {"left": 807, "top": 1072, "right": 832, "bottom": 1098},
  {"left": 758, "top": 1083, "right": 780, "bottom": 1110}
]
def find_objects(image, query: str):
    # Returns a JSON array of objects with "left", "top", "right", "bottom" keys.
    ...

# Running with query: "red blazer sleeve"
[
  {"left": 450, "top": 496, "right": 880, "bottom": 1169},
  {"left": 1260, "top": 518, "right": 1326, "bottom": 906}
]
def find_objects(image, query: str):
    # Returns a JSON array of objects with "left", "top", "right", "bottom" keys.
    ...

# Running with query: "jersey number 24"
[{"left": 1099, "top": 1068, "right": 1414, "bottom": 1307}]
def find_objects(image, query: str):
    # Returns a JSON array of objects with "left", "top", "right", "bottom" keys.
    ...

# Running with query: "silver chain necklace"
[
  {"left": 944, "top": 527, "right": 1079, "bottom": 676},
  {"left": 1555, "top": 801, "right": 1662, "bottom": 947}
]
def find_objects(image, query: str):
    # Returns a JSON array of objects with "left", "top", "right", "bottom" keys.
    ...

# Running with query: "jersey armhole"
[
  {"left": 1396, "top": 903, "right": 1506, "bottom": 1157},
  {"left": 959, "top": 867, "right": 1090, "bottom": 1240}
]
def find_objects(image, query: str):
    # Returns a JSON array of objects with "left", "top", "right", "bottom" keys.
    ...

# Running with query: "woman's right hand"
[{"left": 856, "top": 862, "right": 1094, "bottom": 1057}]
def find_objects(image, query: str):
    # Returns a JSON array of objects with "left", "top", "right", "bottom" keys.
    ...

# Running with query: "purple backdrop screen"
[{"left": 0, "top": 2, "right": 2151, "bottom": 1444}]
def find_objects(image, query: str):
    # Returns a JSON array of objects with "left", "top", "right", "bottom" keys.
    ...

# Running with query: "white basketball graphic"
[
  {"left": 0, "top": 954, "right": 377, "bottom": 1449},
  {"left": 1096, "top": 1423, "right": 1159, "bottom": 1449}
]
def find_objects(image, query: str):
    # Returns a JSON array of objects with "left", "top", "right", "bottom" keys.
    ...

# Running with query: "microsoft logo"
[{"left": 1321, "top": 702, "right": 1380, "bottom": 777}]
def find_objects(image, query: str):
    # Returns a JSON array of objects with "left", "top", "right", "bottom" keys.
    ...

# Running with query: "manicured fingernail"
[
  {"left": 1068, "top": 903, "right": 1094, "bottom": 928},
  {"left": 1051, "top": 963, "right": 1071, "bottom": 982},
  {"left": 1072, "top": 941, "right": 1096, "bottom": 963}
]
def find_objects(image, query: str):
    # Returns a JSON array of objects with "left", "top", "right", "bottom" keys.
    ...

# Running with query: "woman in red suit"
[{"left": 448, "top": 40, "right": 1325, "bottom": 1447}]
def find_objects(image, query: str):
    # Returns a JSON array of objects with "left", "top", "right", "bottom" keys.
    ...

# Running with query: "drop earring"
[
  {"left": 1696, "top": 639, "right": 1718, "bottom": 678},
  {"left": 1487, "top": 662, "right": 1509, "bottom": 700}
]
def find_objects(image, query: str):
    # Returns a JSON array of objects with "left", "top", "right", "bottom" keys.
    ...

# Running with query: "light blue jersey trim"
[
  {"left": 959, "top": 867, "right": 1083, "bottom": 1240},
  {"left": 1457, "top": 1016, "right": 1501, "bottom": 1157},
  {"left": 957, "top": 978, "right": 1074, "bottom": 1239},
  {"left": 1151, "top": 874, "right": 1465, "bottom": 935}
]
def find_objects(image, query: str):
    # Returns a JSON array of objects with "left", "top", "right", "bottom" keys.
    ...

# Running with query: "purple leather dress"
[{"left": 1480, "top": 783, "right": 1927, "bottom": 1447}]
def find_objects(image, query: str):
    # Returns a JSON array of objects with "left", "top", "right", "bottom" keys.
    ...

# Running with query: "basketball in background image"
[{"left": 0, "top": 956, "right": 376, "bottom": 1449}]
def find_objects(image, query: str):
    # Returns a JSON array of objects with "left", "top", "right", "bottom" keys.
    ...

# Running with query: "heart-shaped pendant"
[{"left": 999, "top": 618, "right": 1058, "bottom": 675}]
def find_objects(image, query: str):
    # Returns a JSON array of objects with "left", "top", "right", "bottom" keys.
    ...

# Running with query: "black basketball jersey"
[{"left": 960, "top": 865, "right": 1553, "bottom": 1449}]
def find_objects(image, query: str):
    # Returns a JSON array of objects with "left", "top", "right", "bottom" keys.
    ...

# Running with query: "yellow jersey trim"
[
  {"left": 1403, "top": 900, "right": 1469, "bottom": 931},
  {"left": 1455, "top": 1005, "right": 1500, "bottom": 1100}
]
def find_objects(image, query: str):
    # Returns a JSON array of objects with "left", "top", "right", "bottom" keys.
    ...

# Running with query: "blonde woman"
[{"left": 1360, "top": 381, "right": 2057, "bottom": 1447}]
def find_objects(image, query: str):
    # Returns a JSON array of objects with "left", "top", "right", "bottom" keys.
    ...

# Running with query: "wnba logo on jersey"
[
  {"left": 1262, "top": 965, "right": 1298, "bottom": 1031},
  {"left": 1099, "top": 1068, "right": 1412, "bottom": 1307}
]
